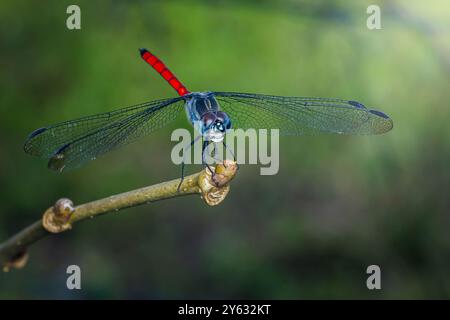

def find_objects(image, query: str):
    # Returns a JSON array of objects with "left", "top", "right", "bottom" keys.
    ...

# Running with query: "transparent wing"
[
  {"left": 24, "top": 97, "right": 185, "bottom": 171},
  {"left": 213, "top": 92, "right": 393, "bottom": 135}
]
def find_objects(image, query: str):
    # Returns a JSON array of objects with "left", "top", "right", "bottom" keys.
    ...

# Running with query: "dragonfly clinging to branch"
[{"left": 24, "top": 48, "right": 393, "bottom": 181}]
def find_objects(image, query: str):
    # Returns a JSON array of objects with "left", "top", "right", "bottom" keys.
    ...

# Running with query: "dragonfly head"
[{"left": 201, "top": 111, "right": 232, "bottom": 142}]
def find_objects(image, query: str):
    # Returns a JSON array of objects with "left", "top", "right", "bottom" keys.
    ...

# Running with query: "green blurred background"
[{"left": 1, "top": 0, "right": 449, "bottom": 299}]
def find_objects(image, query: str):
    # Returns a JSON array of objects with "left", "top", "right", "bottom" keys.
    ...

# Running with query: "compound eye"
[
  {"left": 215, "top": 111, "right": 227, "bottom": 122},
  {"left": 201, "top": 113, "right": 216, "bottom": 128}
]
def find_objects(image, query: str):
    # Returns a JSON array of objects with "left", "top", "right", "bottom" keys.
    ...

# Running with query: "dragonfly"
[{"left": 24, "top": 48, "right": 393, "bottom": 185}]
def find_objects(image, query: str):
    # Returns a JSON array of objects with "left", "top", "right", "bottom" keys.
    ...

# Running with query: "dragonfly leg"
[
  {"left": 202, "top": 140, "right": 215, "bottom": 176},
  {"left": 203, "top": 141, "right": 226, "bottom": 164},
  {"left": 177, "top": 135, "right": 201, "bottom": 193},
  {"left": 177, "top": 162, "right": 186, "bottom": 193},
  {"left": 208, "top": 142, "right": 223, "bottom": 163},
  {"left": 222, "top": 140, "right": 239, "bottom": 170}
]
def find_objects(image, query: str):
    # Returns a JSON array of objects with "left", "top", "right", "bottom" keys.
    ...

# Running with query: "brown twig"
[{"left": 0, "top": 161, "right": 238, "bottom": 271}]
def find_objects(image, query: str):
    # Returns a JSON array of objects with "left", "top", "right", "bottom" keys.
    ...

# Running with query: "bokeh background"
[{"left": 1, "top": 0, "right": 449, "bottom": 299}]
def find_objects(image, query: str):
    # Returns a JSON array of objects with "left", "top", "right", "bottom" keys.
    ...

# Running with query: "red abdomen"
[{"left": 139, "top": 48, "right": 190, "bottom": 96}]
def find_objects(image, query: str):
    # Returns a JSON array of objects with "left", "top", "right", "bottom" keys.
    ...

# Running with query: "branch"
[{"left": 0, "top": 161, "right": 238, "bottom": 271}]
